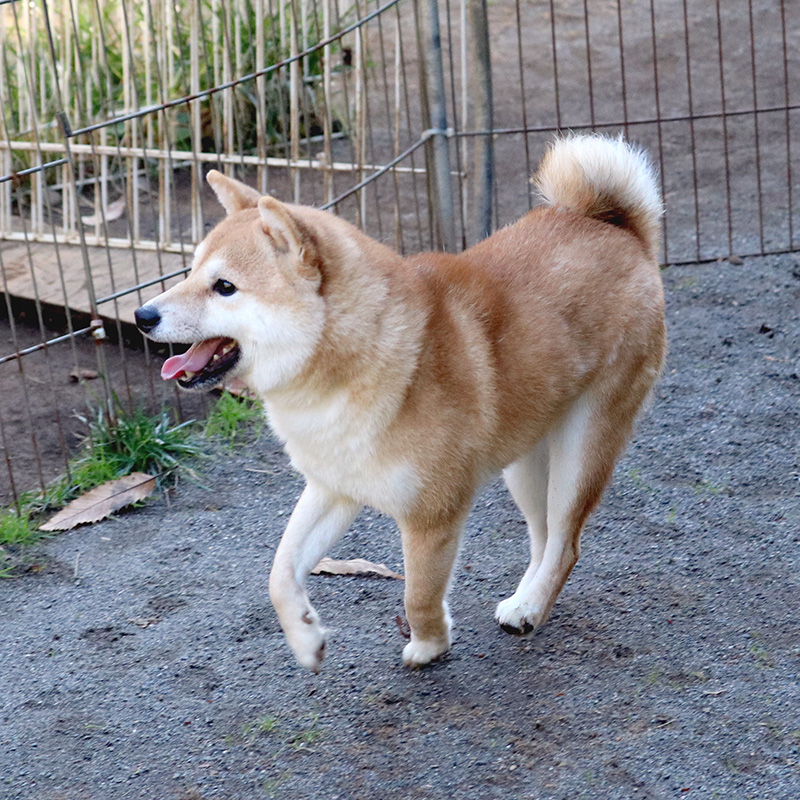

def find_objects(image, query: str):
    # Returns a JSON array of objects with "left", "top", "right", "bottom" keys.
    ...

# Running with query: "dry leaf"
[
  {"left": 395, "top": 614, "right": 411, "bottom": 639},
  {"left": 311, "top": 557, "right": 404, "bottom": 580},
  {"left": 40, "top": 472, "right": 156, "bottom": 531},
  {"left": 81, "top": 196, "right": 127, "bottom": 226},
  {"left": 69, "top": 367, "right": 99, "bottom": 383}
]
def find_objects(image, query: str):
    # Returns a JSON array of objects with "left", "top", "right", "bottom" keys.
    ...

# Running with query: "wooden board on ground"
[{"left": 0, "top": 240, "right": 190, "bottom": 325}]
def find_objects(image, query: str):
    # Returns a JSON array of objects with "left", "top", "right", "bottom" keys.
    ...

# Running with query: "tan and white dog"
[{"left": 135, "top": 135, "right": 666, "bottom": 672}]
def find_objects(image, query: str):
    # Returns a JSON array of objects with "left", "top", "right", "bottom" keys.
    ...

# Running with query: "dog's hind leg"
[
  {"left": 399, "top": 505, "right": 471, "bottom": 667},
  {"left": 495, "top": 439, "right": 550, "bottom": 630},
  {"left": 495, "top": 390, "right": 633, "bottom": 635},
  {"left": 269, "top": 481, "right": 362, "bottom": 672}
]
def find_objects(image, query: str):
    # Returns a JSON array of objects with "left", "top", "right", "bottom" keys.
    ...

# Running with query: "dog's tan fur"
[{"left": 137, "top": 135, "right": 666, "bottom": 670}]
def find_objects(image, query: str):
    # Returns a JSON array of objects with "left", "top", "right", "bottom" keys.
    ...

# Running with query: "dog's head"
[{"left": 135, "top": 171, "right": 326, "bottom": 394}]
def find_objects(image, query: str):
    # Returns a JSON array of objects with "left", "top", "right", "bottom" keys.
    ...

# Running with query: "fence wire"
[{"left": 1, "top": 0, "right": 797, "bottom": 505}]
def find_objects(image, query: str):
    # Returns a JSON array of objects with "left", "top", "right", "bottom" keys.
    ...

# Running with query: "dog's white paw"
[
  {"left": 284, "top": 608, "right": 327, "bottom": 673},
  {"left": 402, "top": 635, "right": 450, "bottom": 668},
  {"left": 494, "top": 596, "right": 545, "bottom": 636}
]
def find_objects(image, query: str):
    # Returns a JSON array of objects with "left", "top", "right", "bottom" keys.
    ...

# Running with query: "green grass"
[
  {"left": 291, "top": 727, "right": 322, "bottom": 748},
  {"left": 243, "top": 714, "right": 280, "bottom": 744},
  {"left": 0, "top": 404, "right": 198, "bottom": 557},
  {"left": 234, "top": 712, "right": 322, "bottom": 756},
  {"left": 204, "top": 390, "right": 264, "bottom": 446},
  {"left": 290, "top": 714, "right": 321, "bottom": 749},
  {"left": 20, "top": 404, "right": 202, "bottom": 521},
  {"left": 0, "top": 507, "right": 34, "bottom": 545},
  {"left": 79, "top": 404, "right": 201, "bottom": 480}
]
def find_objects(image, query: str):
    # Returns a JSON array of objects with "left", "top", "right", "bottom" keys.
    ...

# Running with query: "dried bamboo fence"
[{"left": 1, "top": 0, "right": 798, "bottom": 504}]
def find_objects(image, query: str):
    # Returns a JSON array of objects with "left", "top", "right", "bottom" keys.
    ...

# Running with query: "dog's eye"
[{"left": 213, "top": 279, "right": 237, "bottom": 296}]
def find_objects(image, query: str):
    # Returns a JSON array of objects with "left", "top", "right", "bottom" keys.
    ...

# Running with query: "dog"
[{"left": 135, "top": 134, "right": 666, "bottom": 672}]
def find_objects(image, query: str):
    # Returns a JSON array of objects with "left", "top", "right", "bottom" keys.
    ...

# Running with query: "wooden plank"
[{"left": 0, "top": 241, "right": 189, "bottom": 325}]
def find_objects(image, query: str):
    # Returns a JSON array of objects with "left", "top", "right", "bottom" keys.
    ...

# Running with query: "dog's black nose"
[{"left": 134, "top": 305, "right": 161, "bottom": 333}]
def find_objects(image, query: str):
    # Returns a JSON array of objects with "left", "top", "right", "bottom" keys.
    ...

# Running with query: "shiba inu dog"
[{"left": 135, "top": 135, "right": 666, "bottom": 672}]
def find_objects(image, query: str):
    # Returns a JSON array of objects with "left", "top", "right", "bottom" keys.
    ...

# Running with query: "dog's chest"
[{"left": 265, "top": 393, "right": 419, "bottom": 514}]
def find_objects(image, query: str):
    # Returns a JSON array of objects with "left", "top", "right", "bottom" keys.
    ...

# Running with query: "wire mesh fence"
[
  {"left": 468, "top": 0, "right": 798, "bottom": 264},
  {"left": 0, "top": 0, "right": 434, "bottom": 248},
  {"left": 1, "top": 0, "right": 797, "bottom": 505}
]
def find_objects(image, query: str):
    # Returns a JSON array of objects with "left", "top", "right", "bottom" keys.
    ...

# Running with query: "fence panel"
[{"left": 459, "top": 0, "right": 798, "bottom": 262}]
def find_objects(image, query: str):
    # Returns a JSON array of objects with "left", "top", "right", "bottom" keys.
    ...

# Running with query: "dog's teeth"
[
  {"left": 211, "top": 353, "right": 220, "bottom": 363},
  {"left": 183, "top": 370, "right": 196, "bottom": 379}
]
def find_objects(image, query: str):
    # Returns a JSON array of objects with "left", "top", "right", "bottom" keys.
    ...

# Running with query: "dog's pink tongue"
[{"left": 161, "top": 338, "right": 225, "bottom": 380}]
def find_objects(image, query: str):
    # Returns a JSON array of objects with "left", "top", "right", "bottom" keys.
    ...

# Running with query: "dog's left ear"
[
  {"left": 207, "top": 170, "right": 262, "bottom": 214},
  {"left": 258, "top": 197, "right": 321, "bottom": 285}
]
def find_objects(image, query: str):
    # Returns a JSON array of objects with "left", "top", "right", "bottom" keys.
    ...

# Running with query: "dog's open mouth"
[{"left": 161, "top": 337, "right": 241, "bottom": 389}]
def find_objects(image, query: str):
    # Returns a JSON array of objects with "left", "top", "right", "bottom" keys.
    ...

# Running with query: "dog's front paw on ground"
[
  {"left": 284, "top": 611, "right": 327, "bottom": 673},
  {"left": 494, "top": 596, "right": 546, "bottom": 636},
  {"left": 402, "top": 635, "right": 450, "bottom": 668}
]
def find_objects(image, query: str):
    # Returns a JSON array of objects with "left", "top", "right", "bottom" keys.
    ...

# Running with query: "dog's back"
[{"left": 395, "top": 136, "right": 666, "bottom": 487}]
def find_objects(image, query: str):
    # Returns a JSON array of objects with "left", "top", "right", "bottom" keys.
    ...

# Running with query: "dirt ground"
[{"left": 1, "top": 252, "right": 798, "bottom": 800}]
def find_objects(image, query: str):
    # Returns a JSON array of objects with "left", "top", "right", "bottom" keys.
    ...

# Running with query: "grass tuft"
[
  {"left": 0, "top": 507, "right": 35, "bottom": 545},
  {"left": 204, "top": 391, "right": 264, "bottom": 447},
  {"left": 79, "top": 404, "right": 202, "bottom": 483}
]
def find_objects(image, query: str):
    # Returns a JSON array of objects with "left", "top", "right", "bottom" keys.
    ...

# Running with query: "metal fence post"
[
  {"left": 421, "top": 0, "right": 456, "bottom": 251},
  {"left": 41, "top": 0, "right": 115, "bottom": 424},
  {"left": 468, "top": 0, "right": 493, "bottom": 243}
]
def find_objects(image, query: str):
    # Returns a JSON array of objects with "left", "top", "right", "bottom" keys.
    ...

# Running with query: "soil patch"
[{"left": 0, "top": 310, "right": 210, "bottom": 505}]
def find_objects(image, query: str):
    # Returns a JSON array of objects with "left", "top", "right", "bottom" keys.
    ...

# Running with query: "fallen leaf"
[
  {"left": 69, "top": 367, "right": 99, "bottom": 383},
  {"left": 395, "top": 614, "right": 411, "bottom": 639},
  {"left": 39, "top": 472, "right": 156, "bottom": 531},
  {"left": 311, "top": 557, "right": 404, "bottom": 580},
  {"left": 81, "top": 196, "right": 127, "bottom": 226}
]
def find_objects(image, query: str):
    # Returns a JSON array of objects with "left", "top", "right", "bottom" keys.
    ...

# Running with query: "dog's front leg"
[
  {"left": 269, "top": 481, "right": 361, "bottom": 672},
  {"left": 399, "top": 509, "right": 469, "bottom": 667}
]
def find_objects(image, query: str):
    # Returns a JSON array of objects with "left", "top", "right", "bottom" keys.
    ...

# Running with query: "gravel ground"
[{"left": 1, "top": 253, "right": 799, "bottom": 800}]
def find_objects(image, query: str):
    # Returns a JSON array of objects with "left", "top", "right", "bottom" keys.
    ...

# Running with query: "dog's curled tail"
[{"left": 534, "top": 134, "right": 663, "bottom": 259}]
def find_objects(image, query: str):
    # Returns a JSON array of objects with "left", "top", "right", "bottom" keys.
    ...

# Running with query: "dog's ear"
[
  {"left": 207, "top": 170, "right": 262, "bottom": 214},
  {"left": 258, "top": 197, "right": 321, "bottom": 285}
]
